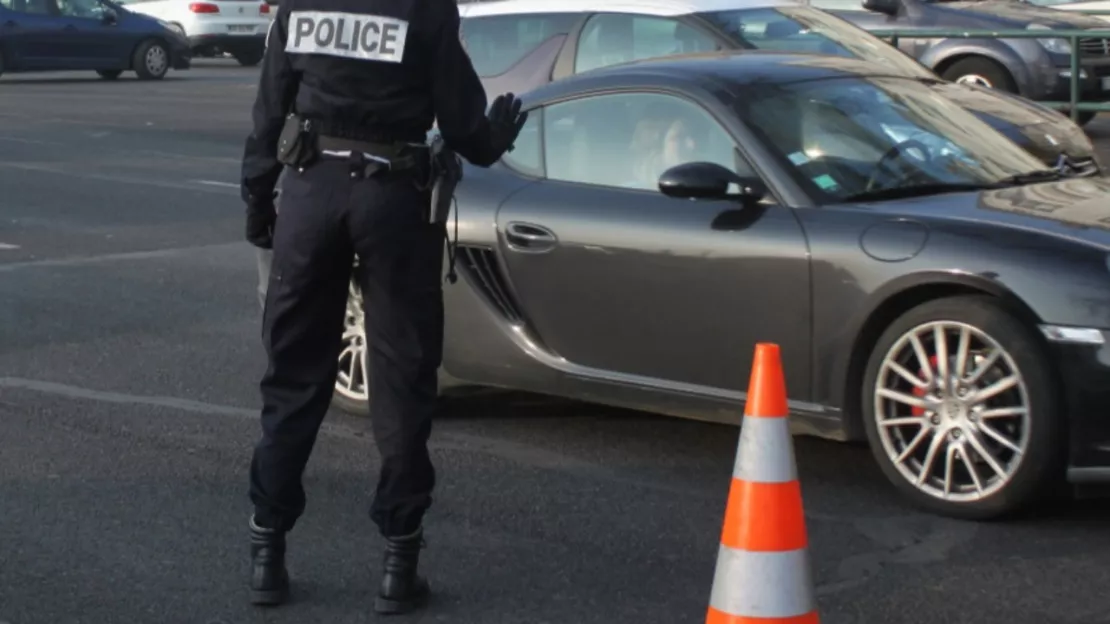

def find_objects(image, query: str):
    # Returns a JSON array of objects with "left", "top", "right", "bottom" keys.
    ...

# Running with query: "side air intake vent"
[{"left": 456, "top": 245, "right": 523, "bottom": 323}]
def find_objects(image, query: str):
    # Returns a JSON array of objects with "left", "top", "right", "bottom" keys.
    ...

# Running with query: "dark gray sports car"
[{"left": 331, "top": 51, "right": 1110, "bottom": 521}]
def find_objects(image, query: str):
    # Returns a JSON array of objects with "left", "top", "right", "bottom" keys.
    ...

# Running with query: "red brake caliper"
[{"left": 910, "top": 355, "right": 939, "bottom": 416}]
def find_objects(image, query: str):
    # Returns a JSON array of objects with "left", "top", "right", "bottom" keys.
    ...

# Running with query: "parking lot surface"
[{"left": 2, "top": 62, "right": 1110, "bottom": 624}]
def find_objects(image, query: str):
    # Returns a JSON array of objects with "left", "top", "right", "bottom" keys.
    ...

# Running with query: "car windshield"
[
  {"left": 734, "top": 74, "right": 1053, "bottom": 203},
  {"left": 696, "top": 6, "right": 933, "bottom": 79}
]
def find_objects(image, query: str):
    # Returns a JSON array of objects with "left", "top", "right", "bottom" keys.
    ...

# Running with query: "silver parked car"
[{"left": 809, "top": 0, "right": 1110, "bottom": 125}]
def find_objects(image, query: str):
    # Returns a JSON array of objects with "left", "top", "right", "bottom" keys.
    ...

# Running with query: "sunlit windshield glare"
[
  {"left": 698, "top": 7, "right": 933, "bottom": 79},
  {"left": 735, "top": 75, "right": 1050, "bottom": 202}
]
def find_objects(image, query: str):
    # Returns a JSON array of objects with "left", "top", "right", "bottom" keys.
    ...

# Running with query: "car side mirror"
[
  {"left": 862, "top": 0, "right": 900, "bottom": 16},
  {"left": 100, "top": 7, "right": 118, "bottom": 23},
  {"left": 658, "top": 162, "right": 766, "bottom": 203}
]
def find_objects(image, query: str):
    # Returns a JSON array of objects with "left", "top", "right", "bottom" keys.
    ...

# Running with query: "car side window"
[
  {"left": 500, "top": 109, "right": 543, "bottom": 177},
  {"left": 2, "top": 0, "right": 53, "bottom": 14},
  {"left": 460, "top": 13, "right": 580, "bottom": 78},
  {"left": 56, "top": 0, "right": 102, "bottom": 18},
  {"left": 574, "top": 13, "right": 720, "bottom": 74},
  {"left": 541, "top": 92, "right": 753, "bottom": 192}
]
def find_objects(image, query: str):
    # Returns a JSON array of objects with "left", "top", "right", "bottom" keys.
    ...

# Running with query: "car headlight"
[{"left": 1027, "top": 23, "right": 1072, "bottom": 55}]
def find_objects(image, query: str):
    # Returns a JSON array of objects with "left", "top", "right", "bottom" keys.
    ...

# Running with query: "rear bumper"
[
  {"left": 188, "top": 33, "right": 266, "bottom": 54},
  {"left": 1044, "top": 325, "right": 1110, "bottom": 482}
]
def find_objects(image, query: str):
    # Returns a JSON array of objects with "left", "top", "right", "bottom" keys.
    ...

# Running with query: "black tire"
[
  {"left": 940, "top": 57, "right": 1018, "bottom": 94},
  {"left": 861, "top": 295, "right": 1064, "bottom": 520},
  {"left": 234, "top": 49, "right": 265, "bottom": 67},
  {"left": 97, "top": 69, "right": 123, "bottom": 80},
  {"left": 332, "top": 390, "right": 369, "bottom": 415},
  {"left": 132, "top": 39, "right": 170, "bottom": 80}
]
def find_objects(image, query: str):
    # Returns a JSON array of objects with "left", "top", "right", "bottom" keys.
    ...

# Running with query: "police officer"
[{"left": 239, "top": 0, "right": 527, "bottom": 613}]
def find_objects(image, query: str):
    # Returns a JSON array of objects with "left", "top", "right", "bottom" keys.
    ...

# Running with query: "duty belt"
[{"left": 317, "top": 135, "right": 423, "bottom": 177}]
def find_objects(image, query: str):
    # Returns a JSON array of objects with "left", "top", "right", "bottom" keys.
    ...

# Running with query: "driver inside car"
[{"left": 628, "top": 105, "right": 706, "bottom": 190}]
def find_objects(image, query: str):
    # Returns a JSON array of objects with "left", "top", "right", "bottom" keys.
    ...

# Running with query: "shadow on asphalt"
[{"left": 435, "top": 388, "right": 1110, "bottom": 526}]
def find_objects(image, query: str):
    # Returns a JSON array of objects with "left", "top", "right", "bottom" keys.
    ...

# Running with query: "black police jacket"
[{"left": 240, "top": 0, "right": 503, "bottom": 202}]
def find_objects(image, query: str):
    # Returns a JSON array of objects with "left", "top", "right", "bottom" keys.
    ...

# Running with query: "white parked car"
[{"left": 117, "top": 0, "right": 273, "bottom": 66}]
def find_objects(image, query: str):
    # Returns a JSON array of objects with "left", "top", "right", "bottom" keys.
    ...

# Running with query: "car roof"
[
  {"left": 520, "top": 50, "right": 911, "bottom": 106},
  {"left": 459, "top": 0, "right": 806, "bottom": 18}
]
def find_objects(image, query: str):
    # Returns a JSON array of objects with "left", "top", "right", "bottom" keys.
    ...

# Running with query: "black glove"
[
  {"left": 245, "top": 191, "right": 277, "bottom": 249},
  {"left": 486, "top": 92, "right": 528, "bottom": 160}
]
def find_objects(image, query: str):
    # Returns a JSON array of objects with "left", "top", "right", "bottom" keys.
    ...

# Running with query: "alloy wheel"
[
  {"left": 335, "top": 277, "right": 369, "bottom": 403},
  {"left": 873, "top": 321, "right": 1031, "bottom": 502},
  {"left": 955, "top": 74, "right": 993, "bottom": 89}
]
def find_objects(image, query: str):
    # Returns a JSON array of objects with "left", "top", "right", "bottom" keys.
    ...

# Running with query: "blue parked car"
[{"left": 0, "top": 0, "right": 192, "bottom": 80}]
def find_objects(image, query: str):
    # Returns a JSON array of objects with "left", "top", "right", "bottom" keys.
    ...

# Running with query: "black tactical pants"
[{"left": 249, "top": 157, "right": 444, "bottom": 538}]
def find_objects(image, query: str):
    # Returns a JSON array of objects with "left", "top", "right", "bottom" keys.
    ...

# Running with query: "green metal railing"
[{"left": 870, "top": 15, "right": 1110, "bottom": 122}]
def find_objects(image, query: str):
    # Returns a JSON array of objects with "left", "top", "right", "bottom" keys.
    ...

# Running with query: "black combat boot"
[
  {"left": 374, "top": 527, "right": 430, "bottom": 614},
  {"left": 249, "top": 515, "right": 290, "bottom": 606}
]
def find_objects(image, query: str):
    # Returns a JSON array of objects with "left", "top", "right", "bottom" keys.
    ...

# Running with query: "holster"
[
  {"left": 426, "top": 134, "right": 463, "bottom": 225},
  {"left": 277, "top": 113, "right": 318, "bottom": 168}
]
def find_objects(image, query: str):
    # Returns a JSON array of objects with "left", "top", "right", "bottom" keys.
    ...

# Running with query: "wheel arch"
[
  {"left": 927, "top": 49, "right": 1028, "bottom": 95},
  {"left": 836, "top": 272, "right": 1043, "bottom": 442}
]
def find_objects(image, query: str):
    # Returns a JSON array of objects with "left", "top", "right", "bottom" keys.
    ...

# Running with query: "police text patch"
[{"left": 285, "top": 11, "right": 408, "bottom": 63}]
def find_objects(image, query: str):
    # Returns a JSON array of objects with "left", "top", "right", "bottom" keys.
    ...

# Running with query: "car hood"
[
  {"left": 875, "top": 177, "right": 1110, "bottom": 248},
  {"left": 932, "top": 0, "right": 1110, "bottom": 27},
  {"left": 926, "top": 81, "right": 1097, "bottom": 164}
]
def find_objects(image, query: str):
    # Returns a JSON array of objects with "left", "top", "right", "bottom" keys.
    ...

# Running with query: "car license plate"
[
  {"left": 228, "top": 25, "right": 255, "bottom": 33},
  {"left": 1102, "top": 76, "right": 1110, "bottom": 91}
]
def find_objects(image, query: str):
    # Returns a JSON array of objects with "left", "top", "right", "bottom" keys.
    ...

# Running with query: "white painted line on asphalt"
[
  {"left": 192, "top": 179, "right": 239, "bottom": 189},
  {"left": 0, "top": 136, "right": 57, "bottom": 145},
  {"left": 0, "top": 242, "right": 241, "bottom": 272},
  {"left": 0, "top": 377, "right": 258, "bottom": 418},
  {"left": 0, "top": 243, "right": 19, "bottom": 250},
  {"left": 0, "top": 377, "right": 373, "bottom": 444},
  {"left": 0, "top": 162, "right": 237, "bottom": 195}
]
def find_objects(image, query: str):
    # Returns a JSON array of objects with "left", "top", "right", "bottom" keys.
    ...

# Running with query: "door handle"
[
  {"left": 64, "top": 24, "right": 77, "bottom": 30},
  {"left": 3, "top": 20, "right": 17, "bottom": 27},
  {"left": 504, "top": 222, "right": 557, "bottom": 252}
]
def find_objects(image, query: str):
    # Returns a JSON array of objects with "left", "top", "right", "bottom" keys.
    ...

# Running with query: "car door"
[
  {"left": 52, "top": 0, "right": 124, "bottom": 68},
  {"left": 493, "top": 90, "right": 812, "bottom": 396},
  {"left": 0, "top": 0, "right": 65, "bottom": 69}
]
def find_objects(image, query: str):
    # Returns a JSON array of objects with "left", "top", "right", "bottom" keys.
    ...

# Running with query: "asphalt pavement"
[{"left": 3, "top": 61, "right": 1110, "bottom": 624}]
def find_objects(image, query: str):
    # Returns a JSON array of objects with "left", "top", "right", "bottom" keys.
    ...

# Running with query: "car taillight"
[
  {"left": 259, "top": 3, "right": 270, "bottom": 13},
  {"left": 188, "top": 2, "right": 219, "bottom": 12}
]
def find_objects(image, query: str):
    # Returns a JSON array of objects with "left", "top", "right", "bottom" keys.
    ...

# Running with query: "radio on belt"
[{"left": 285, "top": 11, "right": 409, "bottom": 62}]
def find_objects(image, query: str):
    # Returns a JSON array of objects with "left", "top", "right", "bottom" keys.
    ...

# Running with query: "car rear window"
[{"left": 461, "top": 12, "right": 579, "bottom": 77}]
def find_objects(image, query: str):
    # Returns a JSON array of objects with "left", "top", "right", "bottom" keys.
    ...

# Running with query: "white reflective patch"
[
  {"left": 285, "top": 10, "right": 408, "bottom": 63},
  {"left": 709, "top": 547, "right": 816, "bottom": 618}
]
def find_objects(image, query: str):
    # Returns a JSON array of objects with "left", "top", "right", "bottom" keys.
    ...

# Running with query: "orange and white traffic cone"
[{"left": 705, "top": 342, "right": 819, "bottom": 624}]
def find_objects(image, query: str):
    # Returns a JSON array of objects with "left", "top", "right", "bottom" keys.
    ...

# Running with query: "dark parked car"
[
  {"left": 0, "top": 0, "right": 191, "bottom": 80},
  {"left": 455, "top": 0, "right": 1101, "bottom": 175},
  {"left": 805, "top": 0, "right": 1110, "bottom": 125},
  {"left": 334, "top": 50, "right": 1110, "bottom": 521}
]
